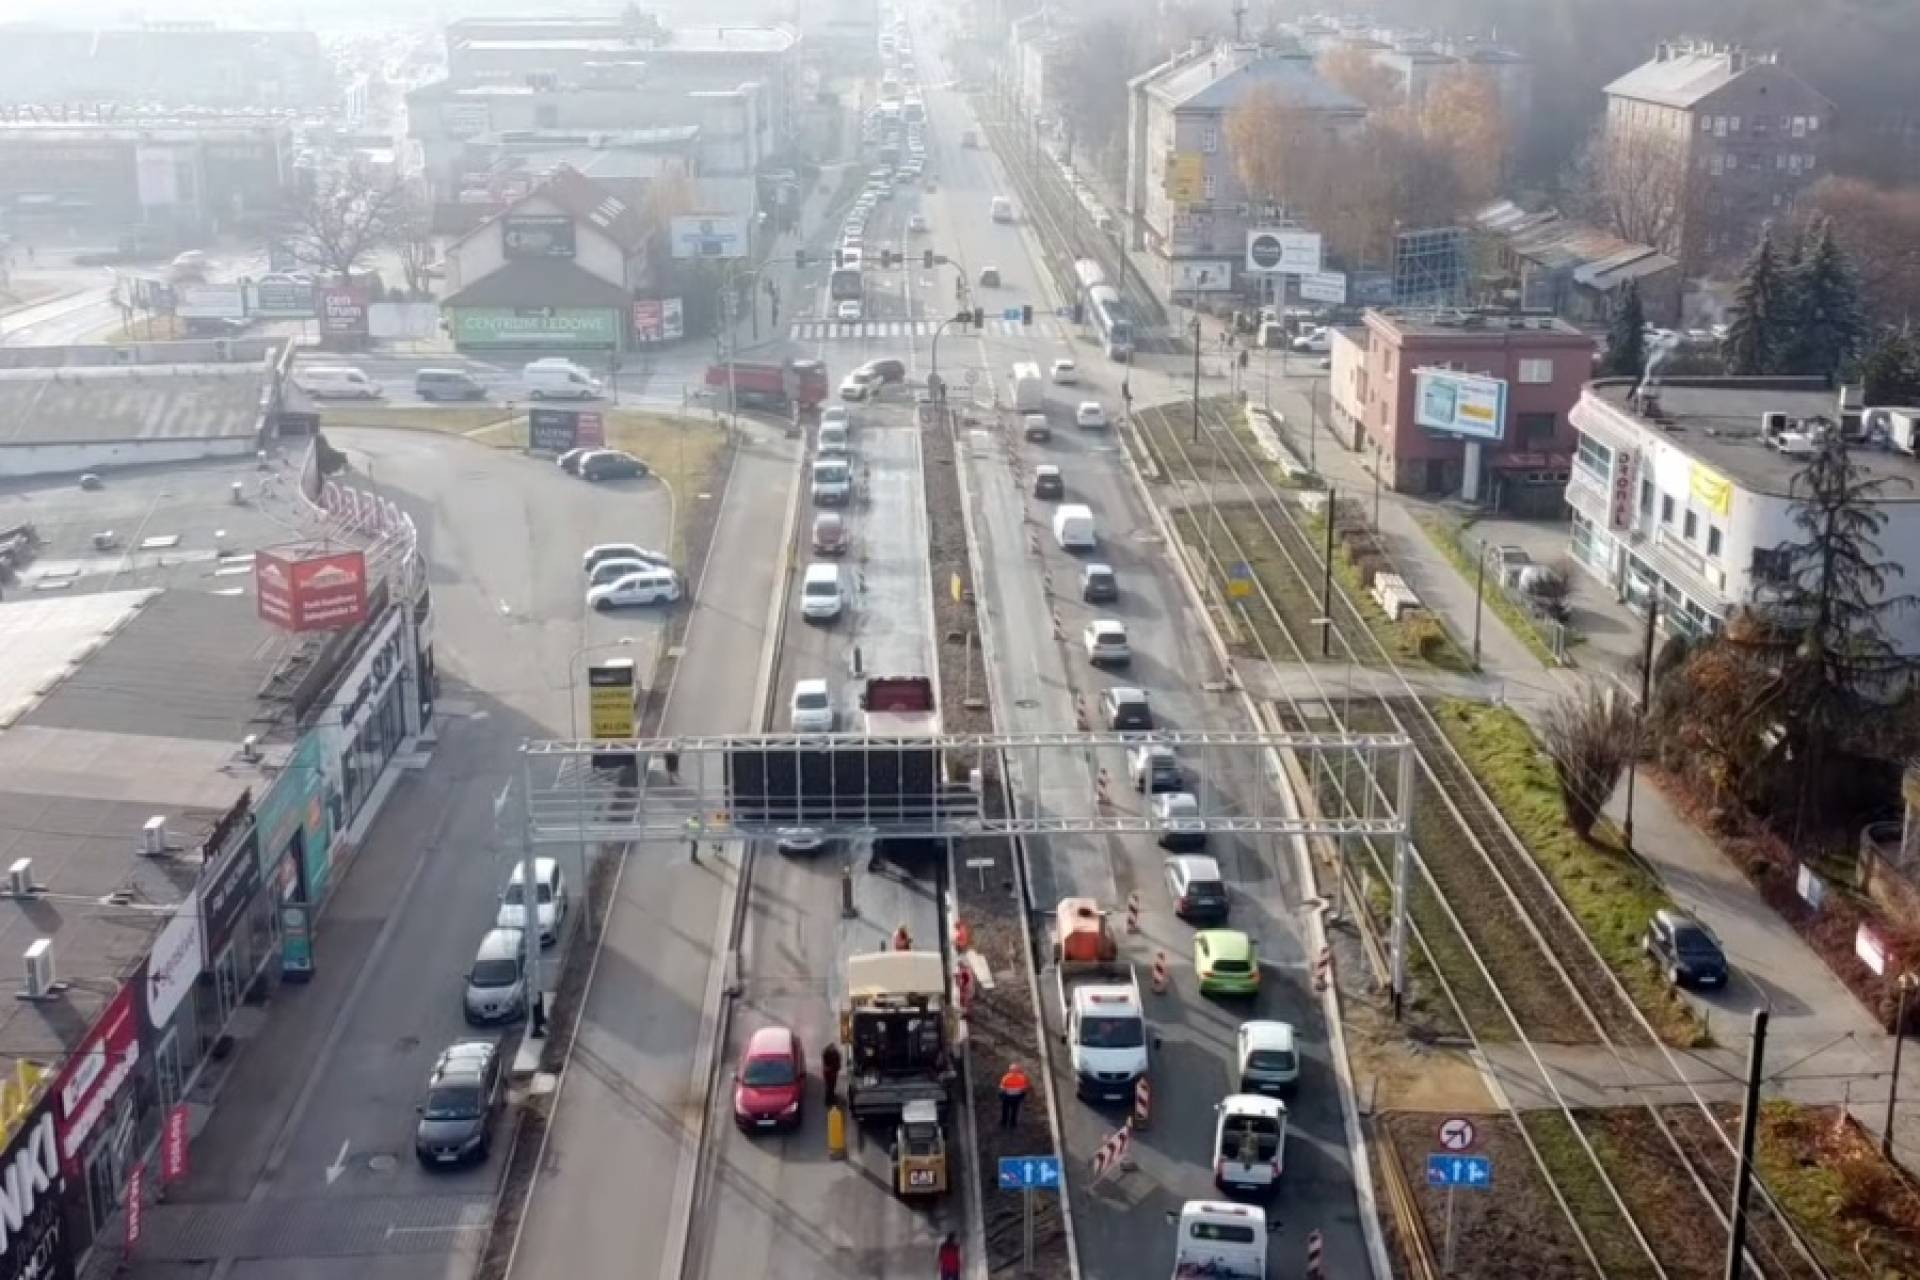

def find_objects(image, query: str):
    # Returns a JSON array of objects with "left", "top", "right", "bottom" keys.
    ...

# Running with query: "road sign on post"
[
  {"left": 1438, "top": 1117, "right": 1478, "bottom": 1152},
  {"left": 1227, "top": 561, "right": 1255, "bottom": 599},
  {"left": 1428, "top": 1152, "right": 1492, "bottom": 1272},
  {"left": 999, "top": 1155, "right": 1061, "bottom": 1274}
]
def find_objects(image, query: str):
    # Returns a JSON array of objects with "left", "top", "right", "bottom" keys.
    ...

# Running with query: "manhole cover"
[
  {"left": 367, "top": 1154, "right": 399, "bottom": 1173},
  {"left": 1015, "top": 698, "right": 1039, "bottom": 709}
]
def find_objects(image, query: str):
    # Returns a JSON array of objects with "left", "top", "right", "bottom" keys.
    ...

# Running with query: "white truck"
[
  {"left": 1212, "top": 1094, "right": 1287, "bottom": 1193},
  {"left": 1169, "top": 1201, "right": 1276, "bottom": 1278},
  {"left": 1010, "top": 361, "right": 1045, "bottom": 413},
  {"left": 1051, "top": 899, "right": 1149, "bottom": 1104}
]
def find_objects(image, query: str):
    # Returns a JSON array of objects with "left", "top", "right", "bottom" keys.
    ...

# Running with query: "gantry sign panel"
[{"left": 519, "top": 731, "right": 1411, "bottom": 846}]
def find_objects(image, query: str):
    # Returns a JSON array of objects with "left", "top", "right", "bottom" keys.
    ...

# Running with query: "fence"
[{"left": 1428, "top": 517, "right": 1574, "bottom": 665}]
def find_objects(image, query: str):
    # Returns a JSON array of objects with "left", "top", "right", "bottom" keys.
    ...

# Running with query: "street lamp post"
[{"left": 1887, "top": 972, "right": 1917, "bottom": 1159}]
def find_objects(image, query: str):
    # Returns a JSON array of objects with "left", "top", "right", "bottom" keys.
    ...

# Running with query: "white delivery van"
[
  {"left": 811, "top": 457, "right": 853, "bottom": 505},
  {"left": 1010, "top": 361, "right": 1045, "bottom": 412},
  {"left": 298, "top": 366, "right": 381, "bottom": 399},
  {"left": 523, "top": 360, "right": 603, "bottom": 399},
  {"left": 1052, "top": 503, "right": 1096, "bottom": 550},
  {"left": 818, "top": 420, "right": 850, "bottom": 456},
  {"left": 1168, "top": 1201, "right": 1275, "bottom": 1279}
]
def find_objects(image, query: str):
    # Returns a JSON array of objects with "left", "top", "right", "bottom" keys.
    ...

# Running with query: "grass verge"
[
  {"left": 320, "top": 406, "right": 727, "bottom": 563},
  {"left": 1303, "top": 510, "right": 1473, "bottom": 672},
  {"left": 1520, "top": 1111, "right": 1662, "bottom": 1279},
  {"left": 101, "top": 314, "right": 188, "bottom": 343},
  {"left": 1753, "top": 1101, "right": 1920, "bottom": 1276},
  {"left": 1432, "top": 699, "right": 1708, "bottom": 1047},
  {"left": 1418, "top": 514, "right": 1569, "bottom": 668}
]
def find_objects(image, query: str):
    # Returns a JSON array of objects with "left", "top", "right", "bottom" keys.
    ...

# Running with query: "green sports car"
[{"left": 1194, "top": 929, "right": 1260, "bottom": 997}]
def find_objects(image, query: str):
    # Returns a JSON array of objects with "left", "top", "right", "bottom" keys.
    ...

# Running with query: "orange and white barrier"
[{"left": 1151, "top": 949, "right": 1170, "bottom": 994}]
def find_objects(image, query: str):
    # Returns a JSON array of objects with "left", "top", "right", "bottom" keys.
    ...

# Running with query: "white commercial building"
[{"left": 1564, "top": 376, "right": 1920, "bottom": 649}]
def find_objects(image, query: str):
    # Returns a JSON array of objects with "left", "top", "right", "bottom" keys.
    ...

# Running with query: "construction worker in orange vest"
[
  {"left": 998, "top": 1062, "right": 1030, "bottom": 1129},
  {"left": 892, "top": 923, "right": 913, "bottom": 951}
]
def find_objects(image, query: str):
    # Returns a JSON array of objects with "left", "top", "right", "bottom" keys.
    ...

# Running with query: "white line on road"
[
  {"left": 324, "top": 1139, "right": 350, "bottom": 1185},
  {"left": 386, "top": 1223, "right": 487, "bottom": 1238}
]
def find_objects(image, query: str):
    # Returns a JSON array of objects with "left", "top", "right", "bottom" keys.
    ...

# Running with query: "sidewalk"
[{"left": 1244, "top": 369, "right": 1920, "bottom": 1161}]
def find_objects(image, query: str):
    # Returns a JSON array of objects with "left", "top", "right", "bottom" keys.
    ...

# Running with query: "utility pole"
[
  {"left": 1471, "top": 541, "right": 1487, "bottom": 671},
  {"left": 1321, "top": 485, "right": 1336, "bottom": 657},
  {"left": 1887, "top": 973, "right": 1916, "bottom": 1159},
  {"left": 1623, "top": 594, "right": 1659, "bottom": 851},
  {"left": 1724, "top": 1009, "right": 1769, "bottom": 1280},
  {"left": 1189, "top": 314, "right": 1202, "bottom": 444}
]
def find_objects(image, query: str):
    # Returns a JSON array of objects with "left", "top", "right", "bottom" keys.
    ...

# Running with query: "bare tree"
[
  {"left": 392, "top": 194, "right": 437, "bottom": 300},
  {"left": 1223, "top": 87, "right": 1340, "bottom": 215},
  {"left": 1315, "top": 45, "right": 1403, "bottom": 112},
  {"left": 1420, "top": 68, "right": 1509, "bottom": 203},
  {"left": 279, "top": 168, "right": 414, "bottom": 283},
  {"left": 1542, "top": 680, "right": 1641, "bottom": 841},
  {"left": 1567, "top": 120, "right": 1700, "bottom": 267}
]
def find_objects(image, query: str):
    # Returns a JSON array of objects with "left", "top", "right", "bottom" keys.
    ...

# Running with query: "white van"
[
  {"left": 801, "top": 563, "right": 845, "bottom": 621},
  {"left": 524, "top": 360, "right": 603, "bottom": 400},
  {"left": 298, "top": 365, "right": 381, "bottom": 399},
  {"left": 1052, "top": 503, "right": 1096, "bottom": 550},
  {"left": 1010, "top": 361, "right": 1045, "bottom": 412},
  {"left": 1169, "top": 1201, "right": 1275, "bottom": 1278},
  {"left": 812, "top": 457, "right": 853, "bottom": 506},
  {"left": 818, "top": 420, "right": 850, "bottom": 456},
  {"left": 991, "top": 196, "right": 1013, "bottom": 223}
]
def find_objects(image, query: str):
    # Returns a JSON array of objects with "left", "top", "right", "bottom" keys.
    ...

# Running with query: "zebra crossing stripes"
[{"left": 788, "top": 319, "right": 1065, "bottom": 342}]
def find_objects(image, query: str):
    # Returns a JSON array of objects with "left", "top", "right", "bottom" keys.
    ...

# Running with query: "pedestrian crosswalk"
[{"left": 788, "top": 319, "right": 1067, "bottom": 342}]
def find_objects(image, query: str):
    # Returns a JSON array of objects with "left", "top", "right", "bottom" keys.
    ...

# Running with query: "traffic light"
[
  {"left": 971, "top": 307, "right": 985, "bottom": 328},
  {"left": 794, "top": 249, "right": 808, "bottom": 268},
  {"left": 1021, "top": 304, "right": 1034, "bottom": 326},
  {"left": 923, "top": 250, "right": 936, "bottom": 268}
]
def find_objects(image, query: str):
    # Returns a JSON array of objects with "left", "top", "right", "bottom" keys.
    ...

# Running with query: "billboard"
[
  {"left": 319, "top": 287, "right": 369, "bottom": 337},
  {"left": 576, "top": 410, "right": 605, "bottom": 448},
  {"left": 1172, "top": 260, "right": 1233, "bottom": 293},
  {"left": 632, "top": 297, "right": 686, "bottom": 343},
  {"left": 175, "top": 283, "right": 246, "bottom": 320},
  {"left": 251, "top": 279, "right": 315, "bottom": 317},
  {"left": 529, "top": 407, "right": 580, "bottom": 453},
  {"left": 1414, "top": 368, "right": 1508, "bottom": 442},
  {"left": 670, "top": 215, "right": 748, "bottom": 260},
  {"left": 503, "top": 215, "right": 576, "bottom": 259},
  {"left": 1163, "top": 153, "right": 1206, "bottom": 204},
  {"left": 1246, "top": 229, "right": 1322, "bottom": 275},
  {"left": 1298, "top": 270, "right": 1348, "bottom": 304},
  {"left": 255, "top": 547, "right": 371, "bottom": 631},
  {"left": 0, "top": 1102, "right": 71, "bottom": 1280},
  {"left": 588, "top": 659, "right": 637, "bottom": 738},
  {"left": 53, "top": 978, "right": 140, "bottom": 1178},
  {"left": 450, "top": 307, "right": 619, "bottom": 348}
]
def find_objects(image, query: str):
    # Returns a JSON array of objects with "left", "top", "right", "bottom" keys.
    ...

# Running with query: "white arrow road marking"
[{"left": 325, "top": 1139, "right": 350, "bottom": 1185}]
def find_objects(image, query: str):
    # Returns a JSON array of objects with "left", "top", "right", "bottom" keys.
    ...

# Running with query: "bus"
[
  {"left": 830, "top": 266, "right": 864, "bottom": 302},
  {"left": 1072, "top": 259, "right": 1134, "bottom": 361}
]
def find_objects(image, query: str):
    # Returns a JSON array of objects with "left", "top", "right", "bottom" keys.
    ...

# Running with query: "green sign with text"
[{"left": 450, "top": 306, "right": 619, "bottom": 348}]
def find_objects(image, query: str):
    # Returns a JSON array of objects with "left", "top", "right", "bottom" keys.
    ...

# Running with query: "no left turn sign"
[{"left": 1438, "top": 1117, "right": 1478, "bottom": 1152}]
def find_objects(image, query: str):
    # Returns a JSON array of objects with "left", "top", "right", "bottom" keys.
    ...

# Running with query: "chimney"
[
  {"left": 1654, "top": 41, "right": 1670, "bottom": 62},
  {"left": 1727, "top": 46, "right": 1746, "bottom": 74}
]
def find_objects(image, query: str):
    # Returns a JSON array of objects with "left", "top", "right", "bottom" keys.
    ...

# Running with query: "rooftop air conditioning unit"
[
  {"left": 20, "top": 939, "right": 58, "bottom": 1002},
  {"left": 1761, "top": 411, "right": 1789, "bottom": 440},
  {"left": 1869, "top": 408, "right": 1920, "bottom": 456},
  {"left": 5, "top": 860, "right": 35, "bottom": 898},
  {"left": 1774, "top": 431, "right": 1818, "bottom": 456},
  {"left": 141, "top": 815, "right": 169, "bottom": 856}
]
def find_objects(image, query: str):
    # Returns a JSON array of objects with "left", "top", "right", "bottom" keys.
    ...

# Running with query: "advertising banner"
[
  {"left": 1172, "top": 261, "right": 1233, "bottom": 293},
  {"left": 1610, "top": 450, "right": 1639, "bottom": 531},
  {"left": 1163, "top": 153, "right": 1206, "bottom": 204},
  {"left": 1690, "top": 464, "right": 1733, "bottom": 518},
  {"left": 588, "top": 659, "right": 637, "bottom": 738},
  {"left": 0, "top": 1102, "right": 72, "bottom": 1280},
  {"left": 319, "top": 287, "right": 369, "bottom": 337},
  {"left": 134, "top": 147, "right": 178, "bottom": 207},
  {"left": 161, "top": 1105, "right": 191, "bottom": 1185},
  {"left": 450, "top": 307, "right": 618, "bottom": 349},
  {"left": 669, "top": 215, "right": 748, "bottom": 260},
  {"left": 503, "top": 215, "right": 576, "bottom": 259},
  {"left": 529, "top": 408, "right": 579, "bottom": 453},
  {"left": 1246, "top": 229, "right": 1323, "bottom": 275},
  {"left": 1298, "top": 270, "right": 1348, "bottom": 304},
  {"left": 175, "top": 284, "right": 246, "bottom": 320},
  {"left": 256, "top": 547, "right": 370, "bottom": 632},
  {"left": 252, "top": 279, "right": 315, "bottom": 317},
  {"left": 632, "top": 299, "right": 662, "bottom": 342},
  {"left": 575, "top": 410, "right": 605, "bottom": 448},
  {"left": 145, "top": 893, "right": 203, "bottom": 1033},
  {"left": 1414, "top": 368, "right": 1508, "bottom": 442},
  {"left": 440, "top": 101, "right": 492, "bottom": 139},
  {"left": 124, "top": 1162, "right": 144, "bottom": 1252},
  {"left": 200, "top": 828, "right": 263, "bottom": 956},
  {"left": 661, "top": 298, "right": 684, "bottom": 341},
  {"left": 53, "top": 978, "right": 140, "bottom": 1178}
]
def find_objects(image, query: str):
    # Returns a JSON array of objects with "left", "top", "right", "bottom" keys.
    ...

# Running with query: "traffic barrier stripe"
[
  {"left": 1133, "top": 1076, "right": 1151, "bottom": 1130},
  {"left": 1125, "top": 890, "right": 1141, "bottom": 934},
  {"left": 1151, "top": 949, "right": 1170, "bottom": 993},
  {"left": 1305, "top": 1228, "right": 1325, "bottom": 1278}
]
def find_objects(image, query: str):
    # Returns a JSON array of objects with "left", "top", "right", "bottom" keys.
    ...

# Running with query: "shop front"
[
  {"left": 316, "top": 604, "right": 419, "bottom": 841},
  {"left": 199, "top": 824, "right": 272, "bottom": 1031},
  {"left": 0, "top": 1096, "right": 74, "bottom": 1280},
  {"left": 52, "top": 974, "right": 143, "bottom": 1257},
  {"left": 252, "top": 732, "right": 335, "bottom": 980}
]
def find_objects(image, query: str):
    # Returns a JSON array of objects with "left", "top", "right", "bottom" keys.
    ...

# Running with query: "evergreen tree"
[
  {"left": 1782, "top": 218, "right": 1867, "bottom": 378},
  {"left": 1603, "top": 280, "right": 1647, "bottom": 377},
  {"left": 1860, "top": 328, "right": 1920, "bottom": 405},
  {"left": 1721, "top": 227, "right": 1785, "bottom": 375}
]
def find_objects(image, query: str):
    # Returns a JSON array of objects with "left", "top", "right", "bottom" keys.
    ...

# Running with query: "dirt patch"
[
  {"left": 923, "top": 413, "right": 1070, "bottom": 1277},
  {"left": 1344, "top": 999, "right": 1494, "bottom": 1114}
]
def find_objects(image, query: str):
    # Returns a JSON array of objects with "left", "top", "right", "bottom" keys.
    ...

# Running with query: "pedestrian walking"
[
  {"left": 686, "top": 816, "right": 700, "bottom": 865},
  {"left": 937, "top": 1232, "right": 962, "bottom": 1280},
  {"left": 998, "top": 1062, "right": 1030, "bottom": 1129},
  {"left": 892, "top": 922, "right": 913, "bottom": 951},
  {"left": 821, "top": 1042, "right": 842, "bottom": 1104}
]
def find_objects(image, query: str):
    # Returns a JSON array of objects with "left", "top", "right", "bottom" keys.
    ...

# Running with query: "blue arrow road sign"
[
  {"left": 1003, "top": 307, "right": 1023, "bottom": 321},
  {"left": 1426, "top": 1154, "right": 1493, "bottom": 1189},
  {"left": 999, "top": 1155, "right": 1063, "bottom": 1190}
]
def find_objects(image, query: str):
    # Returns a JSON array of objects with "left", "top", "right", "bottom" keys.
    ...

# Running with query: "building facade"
[
  {"left": 1602, "top": 40, "right": 1833, "bottom": 269},
  {"left": 1475, "top": 201, "right": 1683, "bottom": 328},
  {"left": 1328, "top": 308, "right": 1594, "bottom": 511},
  {"left": 1564, "top": 377, "right": 1920, "bottom": 646},
  {"left": 1125, "top": 41, "right": 1364, "bottom": 301}
]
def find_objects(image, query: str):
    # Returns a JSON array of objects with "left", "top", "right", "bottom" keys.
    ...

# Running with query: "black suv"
[
  {"left": 1644, "top": 908, "right": 1728, "bottom": 988},
  {"left": 581, "top": 451, "right": 648, "bottom": 482},
  {"left": 858, "top": 357, "right": 908, "bottom": 385},
  {"left": 415, "top": 1040, "right": 504, "bottom": 1167}
]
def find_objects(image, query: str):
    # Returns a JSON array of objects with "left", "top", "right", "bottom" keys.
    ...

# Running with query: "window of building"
[
  {"left": 1200, "top": 125, "right": 1218, "bottom": 153},
  {"left": 1725, "top": 152, "right": 1738, "bottom": 172},
  {"left": 1517, "top": 357, "right": 1554, "bottom": 384},
  {"left": 1516, "top": 412, "right": 1557, "bottom": 445},
  {"left": 1792, "top": 115, "right": 1807, "bottom": 138},
  {"left": 1714, "top": 116, "right": 1728, "bottom": 137},
  {"left": 1752, "top": 545, "right": 1791, "bottom": 583},
  {"left": 1707, "top": 525, "right": 1724, "bottom": 558},
  {"left": 1699, "top": 114, "right": 1712, "bottom": 133},
  {"left": 1683, "top": 510, "right": 1698, "bottom": 540},
  {"left": 1804, "top": 153, "right": 1816, "bottom": 171},
  {"left": 1788, "top": 154, "right": 1801, "bottom": 175},
  {"left": 1709, "top": 154, "right": 1724, "bottom": 176},
  {"left": 1775, "top": 153, "right": 1786, "bottom": 170},
  {"left": 1809, "top": 115, "right": 1820, "bottom": 131},
  {"left": 1640, "top": 477, "right": 1654, "bottom": 515},
  {"left": 1574, "top": 432, "right": 1612, "bottom": 479},
  {"left": 1730, "top": 115, "right": 1742, "bottom": 132},
  {"left": 1203, "top": 173, "right": 1217, "bottom": 200},
  {"left": 1661, "top": 494, "right": 1676, "bottom": 525}
]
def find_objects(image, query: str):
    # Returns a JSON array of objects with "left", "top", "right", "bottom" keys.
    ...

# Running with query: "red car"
[{"left": 733, "top": 1025, "right": 805, "bottom": 1131}]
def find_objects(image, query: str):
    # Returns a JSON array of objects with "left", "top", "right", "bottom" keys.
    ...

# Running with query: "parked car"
[
  {"left": 1194, "top": 929, "right": 1260, "bottom": 997},
  {"left": 589, "top": 557, "right": 664, "bottom": 588},
  {"left": 581, "top": 450, "right": 647, "bottom": 482},
  {"left": 1082, "top": 619, "right": 1131, "bottom": 666},
  {"left": 1165, "top": 854, "right": 1229, "bottom": 923},
  {"left": 1032, "top": 464, "right": 1065, "bottom": 499},
  {"left": 415, "top": 1040, "right": 503, "bottom": 1167},
  {"left": 1643, "top": 908, "right": 1728, "bottom": 988},
  {"left": 1292, "top": 328, "right": 1332, "bottom": 354},
  {"left": 558, "top": 447, "right": 599, "bottom": 475},
  {"left": 978, "top": 266, "right": 1001, "bottom": 288},
  {"left": 908, "top": 213, "right": 929, "bottom": 233},
  {"left": 298, "top": 366, "right": 381, "bottom": 399},
  {"left": 582, "top": 543, "right": 671, "bottom": 574},
  {"left": 791, "top": 678, "right": 835, "bottom": 733},
  {"left": 733, "top": 1024, "right": 806, "bottom": 1131},
  {"left": 776, "top": 829, "right": 826, "bottom": 855},
  {"left": 463, "top": 928, "right": 528, "bottom": 1025},
  {"left": 1081, "top": 563, "right": 1119, "bottom": 603},
  {"left": 496, "top": 857, "right": 569, "bottom": 947},
  {"left": 587, "top": 568, "right": 682, "bottom": 609}
]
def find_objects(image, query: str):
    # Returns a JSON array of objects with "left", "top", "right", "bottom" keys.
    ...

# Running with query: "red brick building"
[{"left": 1328, "top": 309, "right": 1596, "bottom": 514}]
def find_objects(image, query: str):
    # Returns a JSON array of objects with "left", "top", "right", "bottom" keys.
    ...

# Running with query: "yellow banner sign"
[
  {"left": 1164, "top": 153, "right": 1206, "bottom": 204},
  {"left": 587, "top": 659, "right": 636, "bottom": 739},
  {"left": 1690, "top": 464, "right": 1732, "bottom": 517},
  {"left": 0, "top": 1062, "right": 48, "bottom": 1147}
]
